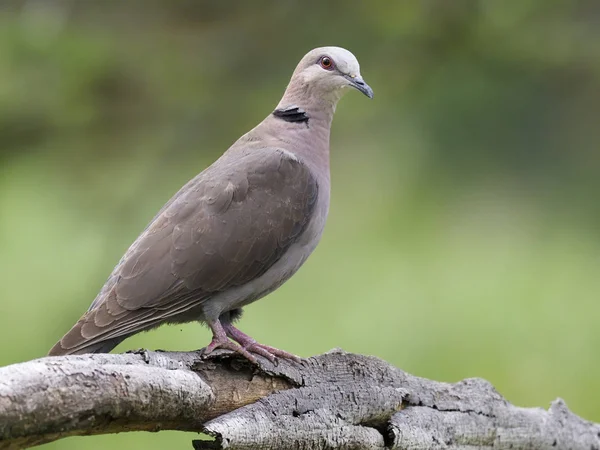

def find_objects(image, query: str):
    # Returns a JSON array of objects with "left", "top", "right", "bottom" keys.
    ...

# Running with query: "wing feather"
[{"left": 50, "top": 148, "right": 319, "bottom": 354}]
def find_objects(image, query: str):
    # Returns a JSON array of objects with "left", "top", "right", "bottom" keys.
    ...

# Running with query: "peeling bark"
[{"left": 0, "top": 349, "right": 597, "bottom": 449}]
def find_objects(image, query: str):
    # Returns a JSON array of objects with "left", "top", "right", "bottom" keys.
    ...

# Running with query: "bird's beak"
[{"left": 346, "top": 74, "right": 374, "bottom": 99}]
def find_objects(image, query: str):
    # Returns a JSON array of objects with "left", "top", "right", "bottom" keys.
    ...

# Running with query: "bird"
[{"left": 48, "top": 46, "right": 373, "bottom": 363}]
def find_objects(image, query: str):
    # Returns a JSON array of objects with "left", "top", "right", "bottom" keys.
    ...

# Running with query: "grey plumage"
[{"left": 49, "top": 46, "right": 373, "bottom": 362}]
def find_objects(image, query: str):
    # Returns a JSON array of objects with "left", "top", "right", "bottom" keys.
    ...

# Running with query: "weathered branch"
[{"left": 0, "top": 349, "right": 598, "bottom": 449}]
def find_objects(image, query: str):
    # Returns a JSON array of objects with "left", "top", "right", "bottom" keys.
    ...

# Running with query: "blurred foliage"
[{"left": 0, "top": 1, "right": 599, "bottom": 448}]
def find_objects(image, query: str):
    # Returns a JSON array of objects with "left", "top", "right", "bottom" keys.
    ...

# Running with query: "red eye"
[{"left": 319, "top": 56, "right": 334, "bottom": 70}]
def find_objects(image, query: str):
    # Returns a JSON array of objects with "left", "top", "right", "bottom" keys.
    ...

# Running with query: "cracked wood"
[{"left": 0, "top": 350, "right": 598, "bottom": 449}]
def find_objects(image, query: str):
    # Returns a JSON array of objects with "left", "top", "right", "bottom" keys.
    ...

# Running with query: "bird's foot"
[
  {"left": 201, "top": 335, "right": 258, "bottom": 364},
  {"left": 244, "top": 341, "right": 302, "bottom": 363},
  {"left": 223, "top": 323, "right": 302, "bottom": 363}
]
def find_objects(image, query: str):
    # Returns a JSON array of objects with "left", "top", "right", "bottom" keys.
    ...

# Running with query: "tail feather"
[
  {"left": 48, "top": 293, "right": 189, "bottom": 356},
  {"left": 48, "top": 338, "right": 125, "bottom": 356},
  {"left": 48, "top": 316, "right": 128, "bottom": 356}
]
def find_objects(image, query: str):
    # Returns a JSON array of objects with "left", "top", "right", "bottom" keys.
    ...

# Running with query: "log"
[{"left": 0, "top": 349, "right": 597, "bottom": 449}]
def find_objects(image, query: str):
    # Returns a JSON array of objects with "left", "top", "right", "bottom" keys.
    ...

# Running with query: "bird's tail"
[
  {"left": 47, "top": 318, "right": 126, "bottom": 356},
  {"left": 48, "top": 338, "right": 124, "bottom": 356}
]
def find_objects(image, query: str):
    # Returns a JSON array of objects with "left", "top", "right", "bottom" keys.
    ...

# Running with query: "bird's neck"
[
  {"left": 270, "top": 101, "right": 333, "bottom": 173},
  {"left": 277, "top": 80, "right": 341, "bottom": 125},
  {"left": 242, "top": 93, "right": 335, "bottom": 176}
]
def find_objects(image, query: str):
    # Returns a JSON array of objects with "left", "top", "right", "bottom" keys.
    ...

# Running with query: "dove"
[{"left": 49, "top": 46, "right": 373, "bottom": 362}]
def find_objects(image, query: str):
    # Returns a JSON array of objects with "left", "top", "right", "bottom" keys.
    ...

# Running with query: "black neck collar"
[{"left": 272, "top": 105, "right": 309, "bottom": 125}]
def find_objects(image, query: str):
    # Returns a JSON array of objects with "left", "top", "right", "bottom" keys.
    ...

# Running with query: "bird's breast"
[
  {"left": 205, "top": 183, "right": 330, "bottom": 318},
  {"left": 252, "top": 183, "right": 329, "bottom": 293}
]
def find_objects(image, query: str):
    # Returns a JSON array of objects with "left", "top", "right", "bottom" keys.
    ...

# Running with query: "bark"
[{"left": 0, "top": 349, "right": 597, "bottom": 450}]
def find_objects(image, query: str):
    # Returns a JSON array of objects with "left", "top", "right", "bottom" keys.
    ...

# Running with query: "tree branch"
[{"left": 0, "top": 349, "right": 597, "bottom": 449}]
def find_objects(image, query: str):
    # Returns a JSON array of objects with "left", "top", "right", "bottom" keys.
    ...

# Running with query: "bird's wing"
[{"left": 55, "top": 148, "right": 319, "bottom": 353}]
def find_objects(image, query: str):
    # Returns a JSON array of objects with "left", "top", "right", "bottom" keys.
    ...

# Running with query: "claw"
[
  {"left": 246, "top": 342, "right": 302, "bottom": 363},
  {"left": 203, "top": 319, "right": 301, "bottom": 364},
  {"left": 201, "top": 335, "right": 258, "bottom": 364},
  {"left": 223, "top": 322, "right": 302, "bottom": 363}
]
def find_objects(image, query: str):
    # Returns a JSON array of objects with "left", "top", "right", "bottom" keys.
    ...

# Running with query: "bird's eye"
[{"left": 319, "top": 56, "right": 334, "bottom": 71}]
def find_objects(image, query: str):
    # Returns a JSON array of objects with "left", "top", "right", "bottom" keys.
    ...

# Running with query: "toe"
[
  {"left": 252, "top": 344, "right": 301, "bottom": 363},
  {"left": 245, "top": 344, "right": 277, "bottom": 363},
  {"left": 201, "top": 339, "right": 258, "bottom": 364}
]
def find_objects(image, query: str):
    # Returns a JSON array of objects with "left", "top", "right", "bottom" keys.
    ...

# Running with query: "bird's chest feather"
[
  {"left": 247, "top": 187, "right": 329, "bottom": 295},
  {"left": 204, "top": 187, "right": 329, "bottom": 317}
]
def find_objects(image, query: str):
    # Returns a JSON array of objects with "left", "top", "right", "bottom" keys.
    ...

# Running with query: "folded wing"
[{"left": 49, "top": 148, "right": 319, "bottom": 355}]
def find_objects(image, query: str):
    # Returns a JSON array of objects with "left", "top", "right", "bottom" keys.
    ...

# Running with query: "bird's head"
[{"left": 286, "top": 46, "right": 373, "bottom": 104}]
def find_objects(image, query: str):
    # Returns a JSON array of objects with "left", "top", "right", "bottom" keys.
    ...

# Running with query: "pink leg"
[
  {"left": 222, "top": 322, "right": 301, "bottom": 363},
  {"left": 202, "top": 319, "right": 258, "bottom": 363}
]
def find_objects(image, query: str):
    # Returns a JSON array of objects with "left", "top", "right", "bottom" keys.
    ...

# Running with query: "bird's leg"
[
  {"left": 202, "top": 319, "right": 258, "bottom": 363},
  {"left": 222, "top": 322, "right": 301, "bottom": 363}
]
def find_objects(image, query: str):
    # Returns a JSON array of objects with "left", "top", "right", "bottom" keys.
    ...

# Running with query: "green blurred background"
[{"left": 1, "top": 0, "right": 599, "bottom": 448}]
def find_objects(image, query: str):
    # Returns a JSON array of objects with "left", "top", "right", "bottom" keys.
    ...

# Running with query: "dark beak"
[{"left": 347, "top": 75, "right": 374, "bottom": 99}]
